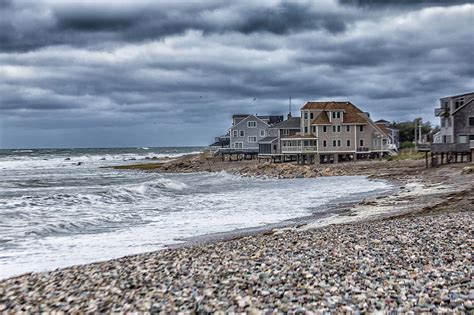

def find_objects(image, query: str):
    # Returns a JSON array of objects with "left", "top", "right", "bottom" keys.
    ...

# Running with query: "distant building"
[
  {"left": 256, "top": 101, "right": 393, "bottom": 164},
  {"left": 259, "top": 116, "right": 301, "bottom": 155},
  {"left": 228, "top": 114, "right": 283, "bottom": 151},
  {"left": 432, "top": 92, "right": 474, "bottom": 154},
  {"left": 375, "top": 119, "right": 400, "bottom": 150}
]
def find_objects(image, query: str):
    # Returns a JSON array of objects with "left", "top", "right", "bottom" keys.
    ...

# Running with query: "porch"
[{"left": 281, "top": 137, "right": 318, "bottom": 154}]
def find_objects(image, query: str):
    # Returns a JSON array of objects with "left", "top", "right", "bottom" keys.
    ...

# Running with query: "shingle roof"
[
  {"left": 269, "top": 117, "right": 301, "bottom": 129},
  {"left": 258, "top": 136, "right": 278, "bottom": 143},
  {"left": 311, "top": 112, "right": 330, "bottom": 125},
  {"left": 302, "top": 101, "right": 368, "bottom": 124},
  {"left": 376, "top": 123, "right": 389, "bottom": 136}
]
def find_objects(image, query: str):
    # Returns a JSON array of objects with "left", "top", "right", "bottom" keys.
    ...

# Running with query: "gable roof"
[
  {"left": 230, "top": 114, "right": 269, "bottom": 129},
  {"left": 452, "top": 98, "right": 474, "bottom": 115},
  {"left": 311, "top": 112, "right": 330, "bottom": 125},
  {"left": 303, "top": 101, "right": 368, "bottom": 124},
  {"left": 376, "top": 123, "right": 389, "bottom": 136},
  {"left": 269, "top": 117, "right": 301, "bottom": 129}
]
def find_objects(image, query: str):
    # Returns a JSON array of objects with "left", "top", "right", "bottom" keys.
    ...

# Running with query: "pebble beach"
[
  {"left": 0, "top": 211, "right": 472, "bottom": 313},
  {"left": 1, "top": 161, "right": 473, "bottom": 313}
]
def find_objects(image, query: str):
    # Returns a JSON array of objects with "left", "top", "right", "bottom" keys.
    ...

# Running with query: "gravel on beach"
[{"left": 0, "top": 210, "right": 472, "bottom": 313}]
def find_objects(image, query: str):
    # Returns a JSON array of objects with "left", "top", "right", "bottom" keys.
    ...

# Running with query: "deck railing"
[{"left": 282, "top": 146, "right": 318, "bottom": 153}]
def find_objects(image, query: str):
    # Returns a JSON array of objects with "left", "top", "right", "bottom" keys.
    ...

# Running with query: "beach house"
[
  {"left": 258, "top": 101, "right": 392, "bottom": 164},
  {"left": 431, "top": 92, "right": 474, "bottom": 164},
  {"left": 229, "top": 114, "right": 283, "bottom": 152}
]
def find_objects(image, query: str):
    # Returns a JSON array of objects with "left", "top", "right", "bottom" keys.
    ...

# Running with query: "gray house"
[
  {"left": 229, "top": 115, "right": 282, "bottom": 151},
  {"left": 432, "top": 92, "right": 474, "bottom": 156},
  {"left": 259, "top": 116, "right": 301, "bottom": 155}
]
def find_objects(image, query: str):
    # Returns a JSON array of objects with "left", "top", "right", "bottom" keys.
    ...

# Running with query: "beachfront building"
[
  {"left": 260, "top": 101, "right": 392, "bottom": 164},
  {"left": 229, "top": 114, "right": 283, "bottom": 152},
  {"left": 375, "top": 119, "right": 400, "bottom": 150},
  {"left": 430, "top": 92, "right": 474, "bottom": 164},
  {"left": 259, "top": 115, "right": 301, "bottom": 156}
]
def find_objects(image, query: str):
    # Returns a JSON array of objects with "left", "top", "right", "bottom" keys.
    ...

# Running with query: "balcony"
[
  {"left": 435, "top": 107, "right": 450, "bottom": 117},
  {"left": 282, "top": 146, "right": 318, "bottom": 153}
]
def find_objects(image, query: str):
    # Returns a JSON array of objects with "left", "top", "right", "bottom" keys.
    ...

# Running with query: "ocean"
[{"left": 0, "top": 147, "right": 392, "bottom": 279}]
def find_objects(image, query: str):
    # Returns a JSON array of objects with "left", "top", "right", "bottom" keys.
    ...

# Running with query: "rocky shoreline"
[{"left": 1, "top": 159, "right": 473, "bottom": 312}]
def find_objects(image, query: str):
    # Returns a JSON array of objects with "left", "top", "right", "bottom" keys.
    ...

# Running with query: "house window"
[
  {"left": 304, "top": 126, "right": 308, "bottom": 133},
  {"left": 233, "top": 130, "right": 238, "bottom": 138},
  {"left": 359, "top": 125, "right": 364, "bottom": 132},
  {"left": 247, "top": 121, "right": 257, "bottom": 128},
  {"left": 360, "top": 139, "right": 364, "bottom": 147},
  {"left": 347, "top": 140, "right": 351, "bottom": 147},
  {"left": 332, "top": 111, "right": 341, "bottom": 119},
  {"left": 260, "top": 130, "right": 265, "bottom": 137},
  {"left": 310, "top": 112, "right": 314, "bottom": 120},
  {"left": 373, "top": 139, "right": 378, "bottom": 147},
  {"left": 239, "top": 130, "right": 245, "bottom": 137},
  {"left": 323, "top": 126, "right": 327, "bottom": 133},
  {"left": 346, "top": 126, "right": 350, "bottom": 132},
  {"left": 248, "top": 136, "right": 257, "bottom": 143},
  {"left": 333, "top": 140, "right": 337, "bottom": 147},
  {"left": 304, "top": 112, "right": 308, "bottom": 119},
  {"left": 283, "top": 129, "right": 290, "bottom": 136},
  {"left": 441, "top": 119, "right": 446, "bottom": 127},
  {"left": 332, "top": 125, "right": 336, "bottom": 132},
  {"left": 459, "top": 135, "right": 467, "bottom": 144},
  {"left": 469, "top": 117, "right": 474, "bottom": 126},
  {"left": 323, "top": 140, "right": 327, "bottom": 147},
  {"left": 337, "top": 140, "right": 341, "bottom": 147},
  {"left": 333, "top": 125, "right": 341, "bottom": 132},
  {"left": 234, "top": 142, "right": 243, "bottom": 149},
  {"left": 311, "top": 126, "right": 316, "bottom": 133}
]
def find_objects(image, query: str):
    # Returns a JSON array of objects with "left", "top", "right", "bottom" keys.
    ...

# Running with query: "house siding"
[{"left": 229, "top": 115, "right": 269, "bottom": 150}]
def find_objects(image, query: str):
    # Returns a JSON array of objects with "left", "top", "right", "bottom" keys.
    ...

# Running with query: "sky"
[{"left": 0, "top": 0, "right": 473, "bottom": 148}]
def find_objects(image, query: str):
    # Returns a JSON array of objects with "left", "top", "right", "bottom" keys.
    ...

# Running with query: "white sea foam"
[{"left": 0, "top": 149, "right": 392, "bottom": 279}]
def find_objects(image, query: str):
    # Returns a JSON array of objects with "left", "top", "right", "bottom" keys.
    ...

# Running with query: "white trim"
[
  {"left": 231, "top": 115, "right": 270, "bottom": 129},
  {"left": 247, "top": 121, "right": 257, "bottom": 128},
  {"left": 260, "top": 129, "right": 266, "bottom": 137},
  {"left": 239, "top": 130, "right": 245, "bottom": 137},
  {"left": 248, "top": 136, "right": 257, "bottom": 143}
]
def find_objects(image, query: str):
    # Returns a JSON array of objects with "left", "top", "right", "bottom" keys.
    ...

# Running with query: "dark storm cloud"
[
  {"left": 339, "top": 0, "right": 472, "bottom": 7},
  {"left": 0, "top": 0, "right": 473, "bottom": 148},
  {"left": 0, "top": 1, "right": 352, "bottom": 53}
]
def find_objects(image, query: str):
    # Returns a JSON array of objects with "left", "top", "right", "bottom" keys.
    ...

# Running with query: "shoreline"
[{"left": 0, "top": 160, "right": 472, "bottom": 312}]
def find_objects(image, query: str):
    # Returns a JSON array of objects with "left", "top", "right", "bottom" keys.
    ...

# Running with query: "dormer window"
[
  {"left": 247, "top": 121, "right": 257, "bottom": 128},
  {"left": 332, "top": 111, "right": 342, "bottom": 119}
]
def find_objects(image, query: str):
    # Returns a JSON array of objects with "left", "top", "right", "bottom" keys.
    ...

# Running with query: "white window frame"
[
  {"left": 260, "top": 129, "right": 266, "bottom": 137},
  {"left": 247, "top": 121, "right": 257, "bottom": 128},
  {"left": 332, "top": 140, "right": 337, "bottom": 147},
  {"left": 248, "top": 136, "right": 257, "bottom": 143},
  {"left": 234, "top": 142, "right": 243, "bottom": 149},
  {"left": 232, "top": 130, "right": 238, "bottom": 138},
  {"left": 283, "top": 129, "right": 290, "bottom": 136},
  {"left": 239, "top": 130, "right": 245, "bottom": 137}
]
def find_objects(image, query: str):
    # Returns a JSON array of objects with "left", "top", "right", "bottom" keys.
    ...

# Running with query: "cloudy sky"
[{"left": 0, "top": 0, "right": 473, "bottom": 148}]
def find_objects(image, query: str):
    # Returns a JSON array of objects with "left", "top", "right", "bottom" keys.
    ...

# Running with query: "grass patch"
[{"left": 389, "top": 151, "right": 426, "bottom": 161}]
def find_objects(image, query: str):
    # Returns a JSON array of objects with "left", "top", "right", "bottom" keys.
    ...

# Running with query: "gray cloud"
[{"left": 0, "top": 0, "right": 473, "bottom": 148}]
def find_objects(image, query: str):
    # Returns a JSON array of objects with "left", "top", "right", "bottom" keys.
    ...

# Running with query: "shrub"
[{"left": 400, "top": 141, "right": 415, "bottom": 149}]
